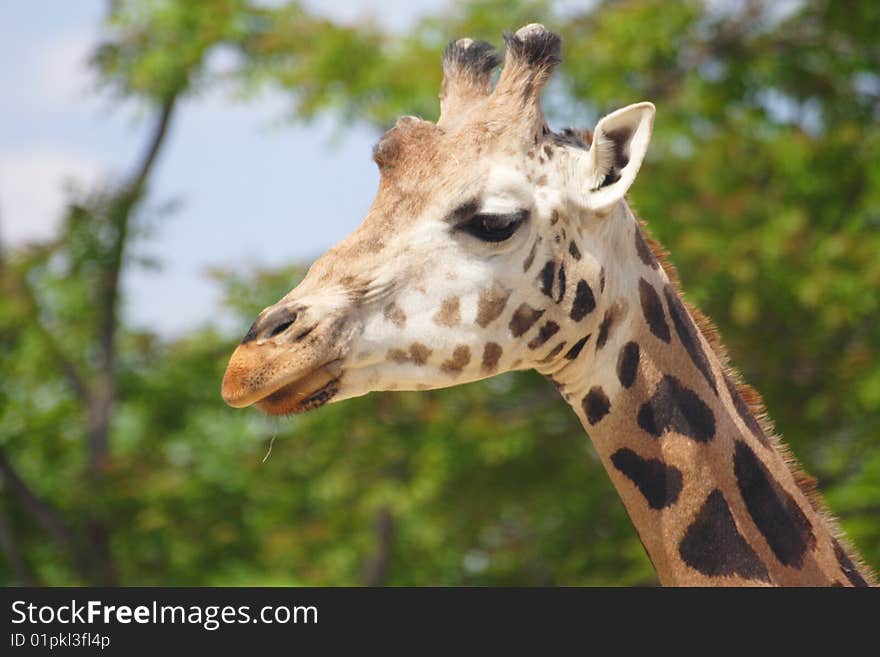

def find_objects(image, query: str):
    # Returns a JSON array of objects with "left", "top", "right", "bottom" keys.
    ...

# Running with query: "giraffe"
[{"left": 221, "top": 24, "right": 874, "bottom": 586}]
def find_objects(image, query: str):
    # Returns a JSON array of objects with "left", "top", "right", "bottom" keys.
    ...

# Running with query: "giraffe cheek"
[{"left": 439, "top": 345, "right": 472, "bottom": 374}]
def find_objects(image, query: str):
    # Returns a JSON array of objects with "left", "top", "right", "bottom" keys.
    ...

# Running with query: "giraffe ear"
[{"left": 583, "top": 102, "right": 655, "bottom": 211}]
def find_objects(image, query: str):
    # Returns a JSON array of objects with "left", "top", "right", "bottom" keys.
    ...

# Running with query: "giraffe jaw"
[
  {"left": 222, "top": 358, "right": 344, "bottom": 415},
  {"left": 254, "top": 363, "right": 343, "bottom": 415}
]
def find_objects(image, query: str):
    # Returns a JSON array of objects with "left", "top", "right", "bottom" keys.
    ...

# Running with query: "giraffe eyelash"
[{"left": 456, "top": 209, "right": 529, "bottom": 243}]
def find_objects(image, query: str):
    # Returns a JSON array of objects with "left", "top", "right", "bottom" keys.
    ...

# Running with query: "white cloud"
[
  {"left": 3, "top": 25, "right": 101, "bottom": 117},
  {"left": 0, "top": 147, "right": 104, "bottom": 246},
  {"left": 41, "top": 28, "right": 100, "bottom": 104}
]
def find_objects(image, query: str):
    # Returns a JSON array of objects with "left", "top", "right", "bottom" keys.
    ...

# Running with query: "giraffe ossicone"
[{"left": 221, "top": 25, "right": 874, "bottom": 587}]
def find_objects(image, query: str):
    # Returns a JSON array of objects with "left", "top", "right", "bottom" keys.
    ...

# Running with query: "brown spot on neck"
[
  {"left": 634, "top": 223, "right": 660, "bottom": 270},
  {"left": 596, "top": 310, "right": 614, "bottom": 351},
  {"left": 538, "top": 341, "right": 567, "bottom": 363},
  {"left": 508, "top": 303, "right": 544, "bottom": 337},
  {"left": 570, "top": 279, "right": 596, "bottom": 322},
  {"left": 596, "top": 299, "right": 627, "bottom": 351},
  {"left": 527, "top": 321, "right": 560, "bottom": 349},
  {"left": 564, "top": 334, "right": 590, "bottom": 360},
  {"left": 538, "top": 260, "right": 555, "bottom": 298},
  {"left": 638, "top": 278, "right": 670, "bottom": 343},
  {"left": 582, "top": 386, "right": 610, "bottom": 425},
  {"left": 678, "top": 489, "right": 770, "bottom": 582}
]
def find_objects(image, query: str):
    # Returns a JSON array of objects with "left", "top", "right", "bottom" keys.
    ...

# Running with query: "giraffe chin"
[{"left": 252, "top": 362, "right": 343, "bottom": 416}]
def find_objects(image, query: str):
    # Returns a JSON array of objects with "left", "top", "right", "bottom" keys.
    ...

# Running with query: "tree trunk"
[{"left": 362, "top": 507, "right": 395, "bottom": 586}]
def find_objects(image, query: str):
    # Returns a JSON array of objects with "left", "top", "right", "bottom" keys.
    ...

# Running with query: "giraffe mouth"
[
  {"left": 254, "top": 366, "right": 343, "bottom": 416},
  {"left": 222, "top": 359, "right": 344, "bottom": 415}
]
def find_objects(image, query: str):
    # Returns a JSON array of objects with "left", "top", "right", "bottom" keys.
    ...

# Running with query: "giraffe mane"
[{"left": 633, "top": 209, "right": 877, "bottom": 585}]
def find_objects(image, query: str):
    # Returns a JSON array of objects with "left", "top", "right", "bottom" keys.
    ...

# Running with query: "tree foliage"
[{"left": 1, "top": 0, "right": 878, "bottom": 585}]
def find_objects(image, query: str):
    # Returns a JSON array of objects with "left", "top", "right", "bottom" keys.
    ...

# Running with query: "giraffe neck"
[{"left": 541, "top": 205, "right": 870, "bottom": 586}]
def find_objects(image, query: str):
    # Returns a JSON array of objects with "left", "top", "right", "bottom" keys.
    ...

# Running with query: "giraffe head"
[{"left": 221, "top": 24, "right": 655, "bottom": 415}]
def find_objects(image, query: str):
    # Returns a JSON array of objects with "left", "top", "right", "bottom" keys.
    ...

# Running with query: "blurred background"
[{"left": 1, "top": 0, "right": 878, "bottom": 586}]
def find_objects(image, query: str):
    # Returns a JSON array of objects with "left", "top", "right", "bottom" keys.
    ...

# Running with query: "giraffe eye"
[{"left": 458, "top": 210, "right": 529, "bottom": 243}]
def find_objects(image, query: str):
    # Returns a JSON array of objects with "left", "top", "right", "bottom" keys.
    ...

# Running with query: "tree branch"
[
  {"left": 362, "top": 507, "right": 395, "bottom": 586},
  {"left": 0, "top": 446, "right": 85, "bottom": 570},
  {"left": 79, "top": 95, "right": 178, "bottom": 585},
  {"left": 1, "top": 205, "right": 91, "bottom": 404},
  {"left": 128, "top": 95, "right": 178, "bottom": 199},
  {"left": 88, "top": 94, "right": 178, "bottom": 472},
  {"left": 16, "top": 274, "right": 91, "bottom": 404}
]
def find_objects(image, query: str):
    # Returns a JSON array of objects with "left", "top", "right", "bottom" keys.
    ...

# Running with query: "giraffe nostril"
[
  {"left": 268, "top": 315, "right": 297, "bottom": 338},
  {"left": 242, "top": 308, "right": 301, "bottom": 344}
]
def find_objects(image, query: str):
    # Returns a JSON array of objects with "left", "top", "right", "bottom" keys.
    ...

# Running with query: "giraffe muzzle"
[
  {"left": 221, "top": 335, "right": 345, "bottom": 415},
  {"left": 222, "top": 284, "right": 357, "bottom": 414}
]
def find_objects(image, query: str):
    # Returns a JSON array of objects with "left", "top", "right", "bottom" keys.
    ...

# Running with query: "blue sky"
[{"left": 0, "top": 1, "right": 448, "bottom": 335}]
